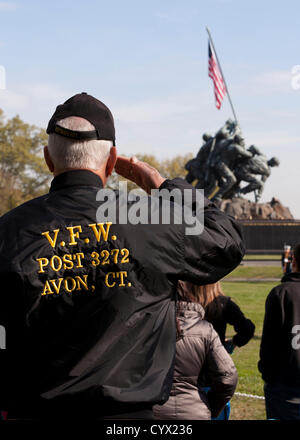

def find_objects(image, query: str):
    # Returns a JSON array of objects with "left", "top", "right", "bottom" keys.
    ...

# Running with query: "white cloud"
[
  {"left": 0, "top": 82, "right": 72, "bottom": 127},
  {"left": 0, "top": 89, "right": 27, "bottom": 109},
  {"left": 113, "top": 89, "right": 206, "bottom": 125},
  {"left": 115, "top": 98, "right": 195, "bottom": 123},
  {"left": 20, "top": 83, "right": 72, "bottom": 126},
  {"left": 253, "top": 71, "right": 291, "bottom": 89},
  {"left": 24, "top": 83, "right": 68, "bottom": 103},
  {"left": 233, "top": 70, "right": 292, "bottom": 96},
  {"left": 0, "top": 2, "right": 17, "bottom": 11},
  {"left": 247, "top": 133, "right": 300, "bottom": 149}
]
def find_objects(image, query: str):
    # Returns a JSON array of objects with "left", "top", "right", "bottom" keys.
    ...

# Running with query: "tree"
[
  {"left": 0, "top": 109, "right": 50, "bottom": 215},
  {"left": 160, "top": 154, "right": 193, "bottom": 180}
]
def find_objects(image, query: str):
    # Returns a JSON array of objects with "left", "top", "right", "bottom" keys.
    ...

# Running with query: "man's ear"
[
  {"left": 105, "top": 146, "right": 117, "bottom": 178},
  {"left": 44, "top": 146, "right": 55, "bottom": 173}
]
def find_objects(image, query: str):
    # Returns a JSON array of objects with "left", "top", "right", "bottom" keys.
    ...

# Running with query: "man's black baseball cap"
[{"left": 46, "top": 92, "right": 115, "bottom": 143}]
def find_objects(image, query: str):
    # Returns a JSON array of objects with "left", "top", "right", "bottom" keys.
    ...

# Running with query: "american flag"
[{"left": 208, "top": 41, "right": 227, "bottom": 109}]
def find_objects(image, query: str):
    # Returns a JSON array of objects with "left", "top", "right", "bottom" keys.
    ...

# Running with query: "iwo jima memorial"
[
  {"left": 185, "top": 118, "right": 299, "bottom": 253},
  {"left": 190, "top": 28, "right": 300, "bottom": 253}
]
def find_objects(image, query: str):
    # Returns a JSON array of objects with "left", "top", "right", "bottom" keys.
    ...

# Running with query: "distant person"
[
  {"left": 281, "top": 245, "right": 293, "bottom": 275},
  {"left": 153, "top": 298, "right": 238, "bottom": 420},
  {"left": 258, "top": 243, "right": 300, "bottom": 420}
]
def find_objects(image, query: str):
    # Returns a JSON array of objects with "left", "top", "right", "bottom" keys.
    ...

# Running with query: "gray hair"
[{"left": 47, "top": 116, "right": 113, "bottom": 170}]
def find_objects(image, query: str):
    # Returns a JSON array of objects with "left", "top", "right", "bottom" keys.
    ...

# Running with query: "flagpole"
[{"left": 206, "top": 26, "right": 239, "bottom": 126}]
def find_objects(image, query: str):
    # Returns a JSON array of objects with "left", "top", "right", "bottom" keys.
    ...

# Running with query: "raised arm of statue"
[
  {"left": 248, "top": 145, "right": 263, "bottom": 156},
  {"left": 232, "top": 143, "right": 253, "bottom": 159}
]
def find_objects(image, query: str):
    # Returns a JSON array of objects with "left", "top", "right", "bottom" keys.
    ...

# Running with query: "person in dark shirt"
[
  {"left": 259, "top": 243, "right": 300, "bottom": 420},
  {"left": 178, "top": 281, "right": 255, "bottom": 353}
]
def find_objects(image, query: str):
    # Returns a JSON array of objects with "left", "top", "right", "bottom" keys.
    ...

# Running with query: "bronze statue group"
[{"left": 185, "top": 119, "right": 280, "bottom": 203}]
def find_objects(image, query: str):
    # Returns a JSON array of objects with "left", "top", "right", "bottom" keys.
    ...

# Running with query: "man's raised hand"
[{"left": 115, "top": 156, "right": 166, "bottom": 194}]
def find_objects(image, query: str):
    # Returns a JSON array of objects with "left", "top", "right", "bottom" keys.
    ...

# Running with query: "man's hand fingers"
[
  {"left": 115, "top": 155, "right": 165, "bottom": 193},
  {"left": 115, "top": 156, "right": 136, "bottom": 179},
  {"left": 115, "top": 156, "right": 130, "bottom": 173}
]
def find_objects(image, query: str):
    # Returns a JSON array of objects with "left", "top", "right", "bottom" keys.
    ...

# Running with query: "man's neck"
[{"left": 53, "top": 167, "right": 106, "bottom": 183}]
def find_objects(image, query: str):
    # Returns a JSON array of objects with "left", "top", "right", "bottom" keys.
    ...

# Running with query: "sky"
[{"left": 0, "top": 0, "right": 299, "bottom": 217}]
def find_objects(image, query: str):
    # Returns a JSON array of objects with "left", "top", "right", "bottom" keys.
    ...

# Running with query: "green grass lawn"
[
  {"left": 243, "top": 254, "right": 281, "bottom": 260},
  {"left": 221, "top": 281, "right": 278, "bottom": 419},
  {"left": 225, "top": 265, "right": 282, "bottom": 279},
  {"left": 230, "top": 395, "right": 266, "bottom": 420}
]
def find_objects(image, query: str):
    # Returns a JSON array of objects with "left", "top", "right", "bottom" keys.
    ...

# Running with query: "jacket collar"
[
  {"left": 281, "top": 272, "right": 300, "bottom": 283},
  {"left": 177, "top": 301, "right": 205, "bottom": 319},
  {"left": 50, "top": 170, "right": 104, "bottom": 193}
]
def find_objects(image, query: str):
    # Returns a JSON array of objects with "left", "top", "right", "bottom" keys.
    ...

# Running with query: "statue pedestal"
[
  {"left": 218, "top": 197, "right": 298, "bottom": 253},
  {"left": 219, "top": 197, "right": 293, "bottom": 220}
]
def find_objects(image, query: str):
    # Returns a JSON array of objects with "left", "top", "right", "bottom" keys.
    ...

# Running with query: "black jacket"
[
  {"left": 258, "top": 272, "right": 300, "bottom": 387},
  {"left": 208, "top": 296, "right": 255, "bottom": 347},
  {"left": 0, "top": 170, "right": 244, "bottom": 417}
]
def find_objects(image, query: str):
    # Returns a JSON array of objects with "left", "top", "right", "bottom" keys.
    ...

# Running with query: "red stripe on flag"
[{"left": 208, "top": 42, "right": 226, "bottom": 109}]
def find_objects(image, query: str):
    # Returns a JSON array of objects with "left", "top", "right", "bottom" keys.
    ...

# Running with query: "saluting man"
[{"left": 0, "top": 92, "right": 245, "bottom": 420}]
